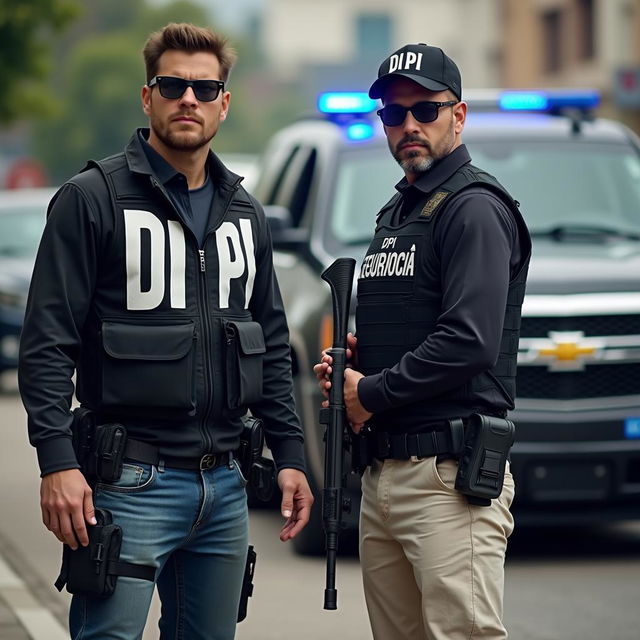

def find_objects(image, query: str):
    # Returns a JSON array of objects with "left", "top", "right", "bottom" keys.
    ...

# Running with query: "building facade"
[
  {"left": 262, "top": 0, "right": 502, "bottom": 91},
  {"left": 502, "top": 0, "right": 640, "bottom": 131}
]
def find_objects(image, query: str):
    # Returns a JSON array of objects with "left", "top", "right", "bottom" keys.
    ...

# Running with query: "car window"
[
  {"left": 327, "top": 140, "right": 640, "bottom": 246},
  {"left": 467, "top": 141, "right": 640, "bottom": 233},
  {"left": 330, "top": 149, "right": 400, "bottom": 244},
  {"left": 0, "top": 207, "right": 46, "bottom": 257}
]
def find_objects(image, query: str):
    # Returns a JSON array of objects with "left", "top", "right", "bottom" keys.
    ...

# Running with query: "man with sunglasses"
[
  {"left": 19, "top": 22, "right": 312, "bottom": 639},
  {"left": 315, "top": 43, "right": 530, "bottom": 639}
]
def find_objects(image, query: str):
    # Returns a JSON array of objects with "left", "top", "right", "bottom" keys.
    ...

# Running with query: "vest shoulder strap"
[
  {"left": 375, "top": 192, "right": 402, "bottom": 226},
  {"left": 422, "top": 163, "right": 521, "bottom": 222}
]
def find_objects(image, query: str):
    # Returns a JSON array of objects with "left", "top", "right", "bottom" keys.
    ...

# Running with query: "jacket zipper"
[{"left": 198, "top": 181, "right": 242, "bottom": 448}]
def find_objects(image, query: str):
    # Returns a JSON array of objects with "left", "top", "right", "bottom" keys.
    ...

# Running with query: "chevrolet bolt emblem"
[
  {"left": 539, "top": 343, "right": 596, "bottom": 361},
  {"left": 525, "top": 331, "right": 602, "bottom": 371}
]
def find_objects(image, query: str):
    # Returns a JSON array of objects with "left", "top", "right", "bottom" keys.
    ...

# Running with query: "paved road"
[{"left": 1, "top": 372, "right": 640, "bottom": 639}]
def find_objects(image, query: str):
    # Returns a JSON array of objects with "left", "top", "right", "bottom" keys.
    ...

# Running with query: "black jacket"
[
  {"left": 357, "top": 145, "right": 531, "bottom": 430},
  {"left": 19, "top": 130, "right": 306, "bottom": 477}
]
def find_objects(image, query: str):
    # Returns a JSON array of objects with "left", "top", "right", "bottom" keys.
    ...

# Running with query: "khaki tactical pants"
[{"left": 359, "top": 456, "right": 515, "bottom": 640}]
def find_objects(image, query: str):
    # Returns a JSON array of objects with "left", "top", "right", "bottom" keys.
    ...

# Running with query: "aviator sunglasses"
[
  {"left": 377, "top": 100, "right": 458, "bottom": 127},
  {"left": 147, "top": 76, "right": 225, "bottom": 102}
]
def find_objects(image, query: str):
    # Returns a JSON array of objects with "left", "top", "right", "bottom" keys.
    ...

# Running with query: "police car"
[{"left": 252, "top": 89, "right": 640, "bottom": 553}]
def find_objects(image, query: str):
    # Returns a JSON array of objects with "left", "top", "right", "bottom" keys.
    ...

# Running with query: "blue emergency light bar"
[
  {"left": 346, "top": 122, "right": 375, "bottom": 141},
  {"left": 317, "top": 92, "right": 378, "bottom": 114},
  {"left": 498, "top": 89, "right": 600, "bottom": 112}
]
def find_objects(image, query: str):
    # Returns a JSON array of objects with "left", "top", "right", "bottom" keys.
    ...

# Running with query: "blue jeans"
[{"left": 69, "top": 458, "right": 249, "bottom": 640}]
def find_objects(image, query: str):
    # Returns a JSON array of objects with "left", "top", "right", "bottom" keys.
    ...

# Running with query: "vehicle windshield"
[
  {"left": 0, "top": 207, "right": 46, "bottom": 258},
  {"left": 329, "top": 141, "right": 640, "bottom": 245}
]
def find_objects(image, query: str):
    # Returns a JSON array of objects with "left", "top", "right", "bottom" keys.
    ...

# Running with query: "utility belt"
[
  {"left": 71, "top": 409, "right": 275, "bottom": 498},
  {"left": 66, "top": 409, "right": 271, "bottom": 619},
  {"left": 353, "top": 413, "right": 515, "bottom": 506}
]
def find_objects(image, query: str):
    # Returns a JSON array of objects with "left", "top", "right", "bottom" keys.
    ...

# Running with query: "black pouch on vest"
[
  {"left": 237, "top": 545, "right": 257, "bottom": 622},
  {"left": 54, "top": 509, "right": 155, "bottom": 598},
  {"left": 100, "top": 321, "right": 197, "bottom": 412},
  {"left": 223, "top": 321, "right": 266, "bottom": 410},
  {"left": 454, "top": 414, "right": 515, "bottom": 506}
]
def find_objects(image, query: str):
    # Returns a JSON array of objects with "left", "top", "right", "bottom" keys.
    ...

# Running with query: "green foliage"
[
  {"left": 0, "top": 0, "right": 79, "bottom": 124},
  {"left": 35, "top": 0, "right": 210, "bottom": 181},
  {"left": 37, "top": 33, "right": 145, "bottom": 177}
]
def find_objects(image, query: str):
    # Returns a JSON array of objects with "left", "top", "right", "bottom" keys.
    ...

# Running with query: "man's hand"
[
  {"left": 313, "top": 332, "right": 358, "bottom": 403},
  {"left": 344, "top": 368, "right": 372, "bottom": 433},
  {"left": 277, "top": 469, "right": 314, "bottom": 542},
  {"left": 40, "top": 469, "right": 96, "bottom": 550}
]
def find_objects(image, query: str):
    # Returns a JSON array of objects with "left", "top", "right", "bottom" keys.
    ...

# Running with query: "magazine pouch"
[{"left": 223, "top": 320, "right": 266, "bottom": 410}]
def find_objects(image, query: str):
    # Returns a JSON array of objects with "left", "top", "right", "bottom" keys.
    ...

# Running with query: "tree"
[{"left": 0, "top": 0, "right": 79, "bottom": 124}]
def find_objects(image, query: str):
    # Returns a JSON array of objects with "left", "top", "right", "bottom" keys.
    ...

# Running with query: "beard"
[
  {"left": 391, "top": 118, "right": 456, "bottom": 176},
  {"left": 398, "top": 150, "right": 434, "bottom": 174},
  {"left": 149, "top": 112, "right": 216, "bottom": 152}
]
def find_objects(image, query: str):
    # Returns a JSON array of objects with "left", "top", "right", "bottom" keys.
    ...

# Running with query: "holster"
[
  {"left": 72, "top": 409, "right": 127, "bottom": 484},
  {"left": 54, "top": 509, "right": 155, "bottom": 598},
  {"left": 238, "top": 416, "right": 276, "bottom": 502},
  {"left": 237, "top": 545, "right": 257, "bottom": 622},
  {"left": 454, "top": 413, "right": 515, "bottom": 506}
]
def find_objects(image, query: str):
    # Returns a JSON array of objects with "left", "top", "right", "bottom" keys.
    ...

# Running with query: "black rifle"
[{"left": 318, "top": 257, "right": 356, "bottom": 610}]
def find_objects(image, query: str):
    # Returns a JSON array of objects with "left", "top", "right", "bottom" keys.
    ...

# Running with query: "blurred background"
[{"left": 1, "top": 0, "right": 639, "bottom": 188}]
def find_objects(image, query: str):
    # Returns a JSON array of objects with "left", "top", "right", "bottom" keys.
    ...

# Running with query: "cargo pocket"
[
  {"left": 223, "top": 320, "right": 266, "bottom": 410},
  {"left": 101, "top": 321, "right": 196, "bottom": 411}
]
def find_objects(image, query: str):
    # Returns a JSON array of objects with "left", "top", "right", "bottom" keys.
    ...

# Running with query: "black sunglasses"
[
  {"left": 377, "top": 100, "right": 458, "bottom": 127},
  {"left": 147, "top": 76, "right": 225, "bottom": 102}
]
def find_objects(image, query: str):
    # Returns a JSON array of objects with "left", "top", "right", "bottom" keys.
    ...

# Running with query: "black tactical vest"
[{"left": 356, "top": 163, "right": 531, "bottom": 432}]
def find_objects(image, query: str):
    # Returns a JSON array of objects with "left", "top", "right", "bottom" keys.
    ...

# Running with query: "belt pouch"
[
  {"left": 56, "top": 509, "right": 122, "bottom": 598},
  {"left": 224, "top": 320, "right": 266, "bottom": 410},
  {"left": 239, "top": 417, "right": 276, "bottom": 502},
  {"left": 92, "top": 423, "right": 127, "bottom": 482},
  {"left": 454, "top": 413, "right": 515, "bottom": 505}
]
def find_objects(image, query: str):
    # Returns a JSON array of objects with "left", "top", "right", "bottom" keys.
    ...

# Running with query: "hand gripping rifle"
[{"left": 318, "top": 257, "right": 356, "bottom": 610}]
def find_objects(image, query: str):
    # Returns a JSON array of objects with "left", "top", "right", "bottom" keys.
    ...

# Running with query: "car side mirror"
[{"left": 264, "top": 205, "right": 309, "bottom": 250}]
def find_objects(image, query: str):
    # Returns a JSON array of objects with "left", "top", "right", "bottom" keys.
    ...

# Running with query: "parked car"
[
  {"left": 251, "top": 89, "right": 640, "bottom": 553},
  {"left": 0, "top": 188, "right": 55, "bottom": 375}
]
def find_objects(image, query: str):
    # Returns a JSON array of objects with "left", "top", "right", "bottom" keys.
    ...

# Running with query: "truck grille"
[
  {"left": 517, "top": 314, "right": 640, "bottom": 399},
  {"left": 520, "top": 315, "right": 640, "bottom": 337},
  {"left": 517, "top": 363, "right": 640, "bottom": 399}
]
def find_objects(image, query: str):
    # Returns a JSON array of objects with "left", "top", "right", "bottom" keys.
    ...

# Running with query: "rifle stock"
[{"left": 319, "top": 257, "right": 356, "bottom": 610}]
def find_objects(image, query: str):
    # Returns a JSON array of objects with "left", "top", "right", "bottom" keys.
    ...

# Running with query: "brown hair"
[{"left": 143, "top": 23, "right": 237, "bottom": 83}]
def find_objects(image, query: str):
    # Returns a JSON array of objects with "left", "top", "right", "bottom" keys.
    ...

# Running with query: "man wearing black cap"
[{"left": 315, "top": 43, "right": 531, "bottom": 639}]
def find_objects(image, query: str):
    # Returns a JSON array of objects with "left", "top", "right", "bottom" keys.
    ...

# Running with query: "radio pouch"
[
  {"left": 237, "top": 545, "right": 257, "bottom": 622},
  {"left": 454, "top": 414, "right": 515, "bottom": 506},
  {"left": 54, "top": 509, "right": 155, "bottom": 598},
  {"left": 224, "top": 321, "right": 266, "bottom": 410}
]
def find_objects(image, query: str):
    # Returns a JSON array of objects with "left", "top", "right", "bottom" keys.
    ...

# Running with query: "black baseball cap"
[{"left": 368, "top": 43, "right": 462, "bottom": 102}]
